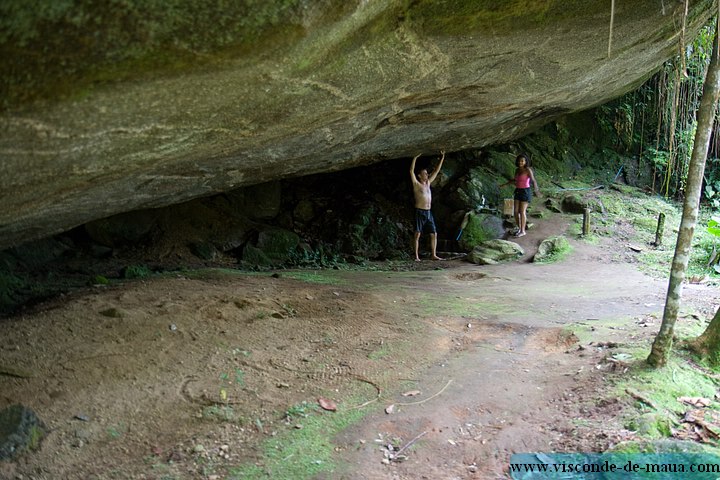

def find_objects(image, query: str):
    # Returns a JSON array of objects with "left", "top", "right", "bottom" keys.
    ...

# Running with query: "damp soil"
[{"left": 0, "top": 215, "right": 718, "bottom": 479}]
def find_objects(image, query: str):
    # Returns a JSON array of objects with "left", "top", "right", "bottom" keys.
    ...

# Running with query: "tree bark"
[
  {"left": 688, "top": 307, "right": 720, "bottom": 362},
  {"left": 647, "top": 27, "right": 720, "bottom": 368}
]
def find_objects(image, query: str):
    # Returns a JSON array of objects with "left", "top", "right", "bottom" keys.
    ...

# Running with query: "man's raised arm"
[
  {"left": 428, "top": 150, "right": 445, "bottom": 183},
  {"left": 410, "top": 153, "right": 421, "bottom": 183}
]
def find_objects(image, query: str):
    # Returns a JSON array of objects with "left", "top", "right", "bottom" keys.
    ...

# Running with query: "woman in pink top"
[{"left": 501, "top": 154, "right": 540, "bottom": 237}]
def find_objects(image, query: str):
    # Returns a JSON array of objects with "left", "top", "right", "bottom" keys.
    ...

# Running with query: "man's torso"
[{"left": 413, "top": 181, "right": 432, "bottom": 209}]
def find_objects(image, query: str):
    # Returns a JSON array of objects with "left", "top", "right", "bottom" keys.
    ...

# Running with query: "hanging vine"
[{"left": 603, "top": 13, "right": 718, "bottom": 202}]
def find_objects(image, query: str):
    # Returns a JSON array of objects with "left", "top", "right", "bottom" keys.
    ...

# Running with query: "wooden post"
[
  {"left": 653, "top": 212, "right": 666, "bottom": 246},
  {"left": 582, "top": 208, "right": 591, "bottom": 236}
]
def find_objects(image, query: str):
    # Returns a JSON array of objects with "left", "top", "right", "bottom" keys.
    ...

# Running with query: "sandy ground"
[{"left": 0, "top": 215, "right": 718, "bottom": 480}]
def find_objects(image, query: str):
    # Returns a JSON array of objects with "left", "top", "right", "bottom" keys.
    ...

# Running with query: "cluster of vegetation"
[{"left": 597, "top": 25, "right": 719, "bottom": 206}]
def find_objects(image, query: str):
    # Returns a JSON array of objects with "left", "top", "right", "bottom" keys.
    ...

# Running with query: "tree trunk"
[
  {"left": 647, "top": 26, "right": 720, "bottom": 368},
  {"left": 688, "top": 307, "right": 720, "bottom": 363},
  {"left": 653, "top": 212, "right": 665, "bottom": 246}
]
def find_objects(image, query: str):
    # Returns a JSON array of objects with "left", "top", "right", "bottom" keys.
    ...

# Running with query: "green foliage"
[
  {"left": 705, "top": 158, "right": 720, "bottom": 209},
  {"left": 286, "top": 244, "right": 344, "bottom": 269},
  {"left": 90, "top": 275, "right": 109, "bottom": 285},
  {"left": 709, "top": 216, "right": 720, "bottom": 237},
  {"left": 706, "top": 216, "right": 720, "bottom": 274},
  {"left": 122, "top": 264, "right": 152, "bottom": 279},
  {"left": 594, "top": 23, "right": 718, "bottom": 201},
  {"left": 284, "top": 401, "right": 317, "bottom": 420}
]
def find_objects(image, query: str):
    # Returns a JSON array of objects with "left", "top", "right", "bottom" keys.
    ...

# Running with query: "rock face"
[{"left": 0, "top": 0, "right": 713, "bottom": 249}]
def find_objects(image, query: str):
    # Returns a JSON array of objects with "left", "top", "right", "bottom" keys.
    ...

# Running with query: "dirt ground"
[{"left": 0, "top": 214, "right": 718, "bottom": 480}]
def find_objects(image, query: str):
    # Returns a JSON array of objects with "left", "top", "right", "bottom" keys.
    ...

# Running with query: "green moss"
[
  {"left": 458, "top": 213, "right": 498, "bottom": 251},
  {"left": 229, "top": 404, "right": 366, "bottom": 479},
  {"left": 91, "top": 275, "right": 109, "bottom": 285},
  {"left": 0, "top": 0, "right": 310, "bottom": 109},
  {"left": 405, "top": 0, "right": 607, "bottom": 36},
  {"left": 533, "top": 235, "right": 572, "bottom": 263},
  {"left": 26, "top": 425, "right": 45, "bottom": 451},
  {"left": 616, "top": 356, "right": 717, "bottom": 417}
]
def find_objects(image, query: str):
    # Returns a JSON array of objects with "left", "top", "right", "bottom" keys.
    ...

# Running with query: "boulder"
[
  {"left": 458, "top": 212, "right": 504, "bottom": 252},
  {"left": 533, "top": 235, "right": 571, "bottom": 263},
  {"left": 0, "top": 405, "right": 46, "bottom": 460},
  {"left": 467, "top": 239, "right": 524, "bottom": 265}
]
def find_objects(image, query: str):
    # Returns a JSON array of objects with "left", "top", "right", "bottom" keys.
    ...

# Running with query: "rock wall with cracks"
[{"left": 0, "top": 0, "right": 714, "bottom": 250}]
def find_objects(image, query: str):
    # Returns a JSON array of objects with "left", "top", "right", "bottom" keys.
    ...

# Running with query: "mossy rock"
[
  {"left": 467, "top": 239, "right": 524, "bottom": 265},
  {"left": 533, "top": 235, "right": 572, "bottom": 263},
  {"left": 446, "top": 167, "right": 495, "bottom": 211},
  {"left": 561, "top": 194, "right": 588, "bottom": 214},
  {"left": 0, "top": 405, "right": 47, "bottom": 460},
  {"left": 241, "top": 244, "right": 274, "bottom": 268},
  {"left": 545, "top": 198, "right": 563, "bottom": 213},
  {"left": 256, "top": 228, "right": 300, "bottom": 264},
  {"left": 458, "top": 212, "right": 504, "bottom": 251},
  {"left": 633, "top": 413, "right": 672, "bottom": 439}
]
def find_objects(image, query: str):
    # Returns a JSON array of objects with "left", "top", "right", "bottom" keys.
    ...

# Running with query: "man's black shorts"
[
  {"left": 415, "top": 209, "right": 437, "bottom": 234},
  {"left": 514, "top": 188, "right": 532, "bottom": 203}
]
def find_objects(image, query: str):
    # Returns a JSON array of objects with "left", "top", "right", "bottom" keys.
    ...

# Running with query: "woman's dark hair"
[{"left": 515, "top": 154, "right": 530, "bottom": 167}]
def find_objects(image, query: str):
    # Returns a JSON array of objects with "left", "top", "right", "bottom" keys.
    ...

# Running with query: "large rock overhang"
[{"left": 0, "top": 0, "right": 714, "bottom": 250}]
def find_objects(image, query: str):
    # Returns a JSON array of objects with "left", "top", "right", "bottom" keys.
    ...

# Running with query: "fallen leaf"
[
  {"left": 318, "top": 397, "right": 337, "bottom": 411},
  {"left": 402, "top": 390, "right": 421, "bottom": 397}
]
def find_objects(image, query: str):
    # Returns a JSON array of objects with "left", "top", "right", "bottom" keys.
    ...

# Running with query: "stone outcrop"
[
  {"left": 0, "top": 0, "right": 713, "bottom": 249},
  {"left": 467, "top": 239, "right": 524, "bottom": 265}
]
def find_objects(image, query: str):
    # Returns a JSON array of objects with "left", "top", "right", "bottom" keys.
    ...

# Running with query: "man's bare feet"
[
  {"left": 415, "top": 258, "right": 421, "bottom": 262},
  {"left": 431, "top": 255, "right": 444, "bottom": 261}
]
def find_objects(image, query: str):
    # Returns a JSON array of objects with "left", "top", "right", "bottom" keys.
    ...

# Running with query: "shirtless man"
[{"left": 410, "top": 150, "right": 445, "bottom": 261}]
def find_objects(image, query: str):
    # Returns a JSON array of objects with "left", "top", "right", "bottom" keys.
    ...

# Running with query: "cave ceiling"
[{"left": 0, "top": 0, "right": 714, "bottom": 249}]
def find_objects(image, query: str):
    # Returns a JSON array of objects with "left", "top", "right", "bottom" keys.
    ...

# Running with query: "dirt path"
[
  {"left": 330, "top": 245, "right": 669, "bottom": 479},
  {"left": 0, "top": 215, "right": 717, "bottom": 479}
]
